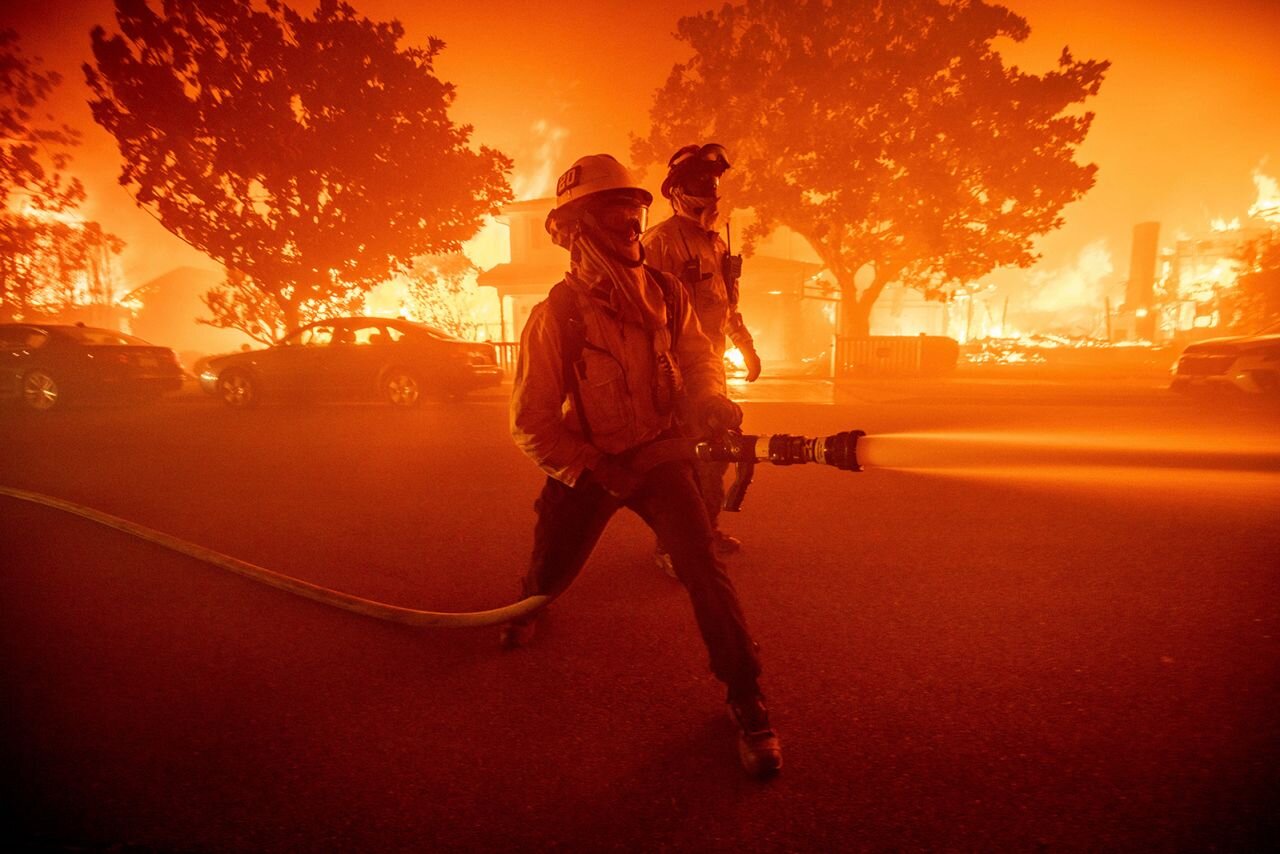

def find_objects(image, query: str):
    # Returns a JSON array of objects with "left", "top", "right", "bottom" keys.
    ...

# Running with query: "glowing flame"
[
  {"left": 463, "top": 215, "right": 509, "bottom": 271},
  {"left": 1027, "top": 241, "right": 1114, "bottom": 313},
  {"left": 14, "top": 202, "right": 86, "bottom": 225},
  {"left": 1210, "top": 217, "right": 1241, "bottom": 232},
  {"left": 1249, "top": 166, "right": 1280, "bottom": 223},
  {"left": 1182, "top": 257, "right": 1241, "bottom": 301},
  {"left": 512, "top": 119, "right": 568, "bottom": 200},
  {"left": 1018, "top": 239, "right": 1115, "bottom": 336}
]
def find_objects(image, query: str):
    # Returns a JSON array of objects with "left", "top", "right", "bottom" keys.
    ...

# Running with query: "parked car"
[
  {"left": 1169, "top": 320, "right": 1280, "bottom": 396},
  {"left": 0, "top": 323, "right": 184, "bottom": 412},
  {"left": 204, "top": 317, "right": 502, "bottom": 408}
]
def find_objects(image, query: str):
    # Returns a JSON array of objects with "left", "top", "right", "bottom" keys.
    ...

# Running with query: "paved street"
[{"left": 1, "top": 377, "right": 1277, "bottom": 851}]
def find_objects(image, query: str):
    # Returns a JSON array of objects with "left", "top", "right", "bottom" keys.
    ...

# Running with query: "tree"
[
  {"left": 85, "top": 0, "right": 512, "bottom": 337},
  {"left": 0, "top": 209, "right": 126, "bottom": 321},
  {"left": 634, "top": 0, "right": 1108, "bottom": 337},
  {"left": 1233, "top": 226, "right": 1280, "bottom": 330},
  {"left": 196, "top": 267, "right": 364, "bottom": 346},
  {"left": 401, "top": 253, "right": 479, "bottom": 339},
  {"left": 0, "top": 29, "right": 83, "bottom": 214},
  {"left": 1, "top": 30, "right": 124, "bottom": 322}
]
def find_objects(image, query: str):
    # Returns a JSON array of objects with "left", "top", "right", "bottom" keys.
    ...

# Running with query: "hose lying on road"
[
  {"left": 0, "top": 485, "right": 550, "bottom": 628},
  {"left": 0, "top": 430, "right": 866, "bottom": 629}
]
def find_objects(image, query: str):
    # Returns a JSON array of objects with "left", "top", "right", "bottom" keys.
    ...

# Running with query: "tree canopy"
[
  {"left": 0, "top": 29, "right": 83, "bottom": 215},
  {"left": 2, "top": 29, "right": 124, "bottom": 322},
  {"left": 85, "top": 0, "right": 513, "bottom": 337},
  {"left": 634, "top": 0, "right": 1109, "bottom": 336}
]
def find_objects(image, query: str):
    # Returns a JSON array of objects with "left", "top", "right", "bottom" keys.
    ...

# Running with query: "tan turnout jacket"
[
  {"left": 642, "top": 214, "right": 754, "bottom": 360},
  {"left": 511, "top": 269, "right": 725, "bottom": 486}
]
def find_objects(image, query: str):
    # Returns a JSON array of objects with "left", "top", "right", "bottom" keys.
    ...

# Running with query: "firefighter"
[
  {"left": 642, "top": 143, "right": 761, "bottom": 568},
  {"left": 505, "top": 153, "right": 782, "bottom": 778}
]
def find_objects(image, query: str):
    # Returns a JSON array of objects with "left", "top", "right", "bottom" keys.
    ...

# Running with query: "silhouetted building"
[
  {"left": 125, "top": 266, "right": 253, "bottom": 359},
  {"left": 475, "top": 199, "right": 563, "bottom": 345}
]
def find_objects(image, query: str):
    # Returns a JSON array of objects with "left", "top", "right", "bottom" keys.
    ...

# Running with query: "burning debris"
[{"left": 961, "top": 333, "right": 1162, "bottom": 366}]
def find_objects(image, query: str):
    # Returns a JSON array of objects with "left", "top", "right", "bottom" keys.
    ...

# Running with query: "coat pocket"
[{"left": 577, "top": 351, "right": 630, "bottom": 436}]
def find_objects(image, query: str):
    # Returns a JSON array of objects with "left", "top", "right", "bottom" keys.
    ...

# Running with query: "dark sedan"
[
  {"left": 1169, "top": 320, "right": 1280, "bottom": 396},
  {"left": 204, "top": 316, "right": 502, "bottom": 408},
  {"left": 0, "top": 323, "right": 185, "bottom": 412}
]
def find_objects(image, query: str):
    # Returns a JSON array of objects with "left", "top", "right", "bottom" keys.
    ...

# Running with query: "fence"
[
  {"left": 493, "top": 341, "right": 520, "bottom": 374},
  {"left": 834, "top": 335, "right": 959, "bottom": 378}
]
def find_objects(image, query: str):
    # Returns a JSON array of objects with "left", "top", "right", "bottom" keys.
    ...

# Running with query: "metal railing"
[{"left": 492, "top": 341, "right": 520, "bottom": 374}]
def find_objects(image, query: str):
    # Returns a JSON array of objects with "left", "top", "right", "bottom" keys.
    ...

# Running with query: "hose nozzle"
[{"left": 695, "top": 429, "right": 865, "bottom": 471}]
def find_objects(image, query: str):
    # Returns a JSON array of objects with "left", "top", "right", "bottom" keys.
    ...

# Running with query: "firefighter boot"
[
  {"left": 727, "top": 694, "right": 783, "bottom": 779},
  {"left": 713, "top": 531, "right": 742, "bottom": 555}
]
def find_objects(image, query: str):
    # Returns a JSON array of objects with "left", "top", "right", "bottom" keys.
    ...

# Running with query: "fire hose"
[{"left": 0, "top": 429, "right": 866, "bottom": 629}]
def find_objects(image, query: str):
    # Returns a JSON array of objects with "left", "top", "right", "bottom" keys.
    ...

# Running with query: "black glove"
[
  {"left": 691, "top": 394, "right": 743, "bottom": 438},
  {"left": 588, "top": 455, "right": 643, "bottom": 499},
  {"left": 739, "top": 340, "right": 762, "bottom": 382}
]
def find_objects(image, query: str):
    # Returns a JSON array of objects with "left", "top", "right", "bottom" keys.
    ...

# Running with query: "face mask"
[{"left": 673, "top": 188, "right": 721, "bottom": 230}]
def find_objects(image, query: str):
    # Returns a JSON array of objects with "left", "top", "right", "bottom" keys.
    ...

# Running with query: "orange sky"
[{"left": 5, "top": 0, "right": 1280, "bottom": 302}]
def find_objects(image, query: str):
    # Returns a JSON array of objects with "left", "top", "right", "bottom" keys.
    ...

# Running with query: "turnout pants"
[
  {"left": 520, "top": 459, "right": 762, "bottom": 697},
  {"left": 696, "top": 458, "right": 729, "bottom": 530}
]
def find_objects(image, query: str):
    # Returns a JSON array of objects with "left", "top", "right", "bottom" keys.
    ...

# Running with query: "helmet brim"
[{"left": 545, "top": 188, "right": 654, "bottom": 241}]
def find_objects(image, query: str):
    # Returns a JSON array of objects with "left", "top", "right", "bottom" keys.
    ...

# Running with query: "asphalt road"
[{"left": 1, "top": 377, "right": 1278, "bottom": 852}]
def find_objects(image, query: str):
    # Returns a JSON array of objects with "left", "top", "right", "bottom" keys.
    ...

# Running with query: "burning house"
[
  {"left": 0, "top": 206, "right": 129, "bottom": 329},
  {"left": 1154, "top": 169, "right": 1280, "bottom": 341},
  {"left": 476, "top": 200, "right": 843, "bottom": 374}
]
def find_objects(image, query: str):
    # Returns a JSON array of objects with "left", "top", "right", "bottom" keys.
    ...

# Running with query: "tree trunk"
[
  {"left": 841, "top": 297, "right": 873, "bottom": 339},
  {"left": 279, "top": 294, "right": 300, "bottom": 337},
  {"left": 840, "top": 274, "right": 889, "bottom": 340}
]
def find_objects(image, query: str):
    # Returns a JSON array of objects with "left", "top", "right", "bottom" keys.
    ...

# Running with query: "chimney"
[{"left": 1125, "top": 222, "right": 1160, "bottom": 310}]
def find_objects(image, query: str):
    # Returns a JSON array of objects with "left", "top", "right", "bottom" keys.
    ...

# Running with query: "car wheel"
[
  {"left": 22, "top": 369, "right": 61, "bottom": 411},
  {"left": 382, "top": 367, "right": 422, "bottom": 407},
  {"left": 218, "top": 370, "right": 258, "bottom": 408}
]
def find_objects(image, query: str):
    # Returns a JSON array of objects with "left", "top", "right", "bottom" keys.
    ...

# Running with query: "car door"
[
  {"left": 313, "top": 320, "right": 387, "bottom": 399},
  {"left": 349, "top": 321, "right": 397, "bottom": 398},
  {"left": 255, "top": 323, "right": 334, "bottom": 398},
  {"left": 0, "top": 325, "right": 38, "bottom": 399}
]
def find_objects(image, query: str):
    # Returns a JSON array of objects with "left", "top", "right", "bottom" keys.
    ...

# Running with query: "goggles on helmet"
[
  {"left": 680, "top": 172, "right": 721, "bottom": 198},
  {"left": 586, "top": 198, "right": 648, "bottom": 239},
  {"left": 668, "top": 143, "right": 731, "bottom": 173}
]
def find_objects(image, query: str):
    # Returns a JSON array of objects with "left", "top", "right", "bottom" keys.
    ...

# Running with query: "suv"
[{"left": 1169, "top": 320, "right": 1280, "bottom": 395}]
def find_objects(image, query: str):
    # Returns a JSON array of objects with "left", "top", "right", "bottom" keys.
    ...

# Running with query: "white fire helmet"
[{"left": 545, "top": 154, "right": 653, "bottom": 241}]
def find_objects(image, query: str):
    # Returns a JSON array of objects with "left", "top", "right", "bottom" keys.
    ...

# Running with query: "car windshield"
[{"left": 59, "top": 327, "right": 150, "bottom": 346}]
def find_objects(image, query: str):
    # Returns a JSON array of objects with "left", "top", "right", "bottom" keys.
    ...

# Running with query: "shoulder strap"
[
  {"left": 645, "top": 266, "right": 684, "bottom": 351},
  {"left": 547, "top": 280, "right": 592, "bottom": 445}
]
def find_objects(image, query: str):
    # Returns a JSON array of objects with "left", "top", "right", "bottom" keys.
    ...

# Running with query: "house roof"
[
  {"left": 476, "top": 261, "right": 565, "bottom": 297},
  {"left": 122, "top": 265, "right": 223, "bottom": 301}
]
